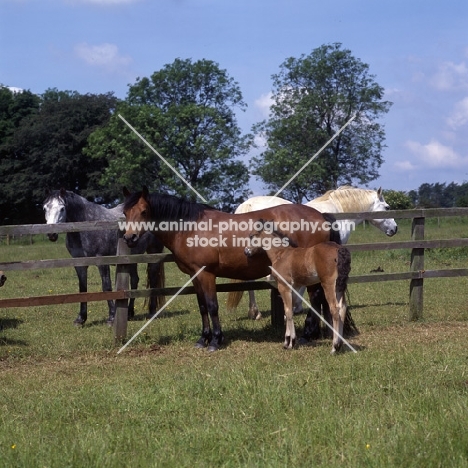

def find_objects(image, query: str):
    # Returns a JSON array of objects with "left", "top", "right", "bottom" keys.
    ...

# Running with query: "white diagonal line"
[
  {"left": 118, "top": 114, "right": 208, "bottom": 203},
  {"left": 117, "top": 266, "right": 206, "bottom": 354},
  {"left": 269, "top": 266, "right": 357, "bottom": 353},
  {"left": 271, "top": 114, "right": 357, "bottom": 200}
]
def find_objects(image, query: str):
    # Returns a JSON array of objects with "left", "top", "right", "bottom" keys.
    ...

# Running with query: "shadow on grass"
[
  {"left": 0, "top": 337, "right": 28, "bottom": 347},
  {"left": 0, "top": 317, "right": 23, "bottom": 331},
  {"left": 0, "top": 319, "right": 28, "bottom": 347},
  {"left": 350, "top": 301, "right": 407, "bottom": 310}
]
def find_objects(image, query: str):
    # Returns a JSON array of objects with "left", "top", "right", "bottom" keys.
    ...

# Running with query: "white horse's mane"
[{"left": 311, "top": 185, "right": 378, "bottom": 212}]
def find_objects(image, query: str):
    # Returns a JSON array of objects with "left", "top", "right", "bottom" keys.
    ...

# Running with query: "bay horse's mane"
[
  {"left": 124, "top": 191, "right": 217, "bottom": 222},
  {"left": 312, "top": 185, "right": 377, "bottom": 212}
]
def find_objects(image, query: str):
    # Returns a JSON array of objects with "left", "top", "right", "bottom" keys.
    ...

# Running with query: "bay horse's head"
[
  {"left": 122, "top": 186, "right": 151, "bottom": 248},
  {"left": 43, "top": 187, "right": 67, "bottom": 242}
]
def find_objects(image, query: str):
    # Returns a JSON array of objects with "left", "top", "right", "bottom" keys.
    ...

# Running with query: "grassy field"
[{"left": 1, "top": 217, "right": 468, "bottom": 467}]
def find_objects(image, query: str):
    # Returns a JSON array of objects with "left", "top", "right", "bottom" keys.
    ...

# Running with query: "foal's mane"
[
  {"left": 124, "top": 191, "right": 216, "bottom": 222},
  {"left": 313, "top": 185, "right": 377, "bottom": 212}
]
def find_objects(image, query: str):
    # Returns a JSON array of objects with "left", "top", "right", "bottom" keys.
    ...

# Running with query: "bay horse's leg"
[
  {"left": 301, "top": 284, "right": 324, "bottom": 341},
  {"left": 248, "top": 288, "right": 261, "bottom": 320},
  {"left": 73, "top": 265, "right": 88, "bottom": 326},
  {"left": 321, "top": 281, "right": 344, "bottom": 354},
  {"left": 127, "top": 263, "right": 139, "bottom": 320},
  {"left": 192, "top": 274, "right": 224, "bottom": 352},
  {"left": 278, "top": 283, "right": 295, "bottom": 349},
  {"left": 292, "top": 286, "right": 306, "bottom": 314},
  {"left": 98, "top": 264, "right": 116, "bottom": 326},
  {"left": 146, "top": 261, "right": 165, "bottom": 319}
]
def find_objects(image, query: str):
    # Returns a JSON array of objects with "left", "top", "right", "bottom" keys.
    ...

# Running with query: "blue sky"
[{"left": 1, "top": 0, "right": 468, "bottom": 195}]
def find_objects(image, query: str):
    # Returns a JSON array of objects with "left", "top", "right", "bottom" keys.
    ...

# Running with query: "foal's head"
[{"left": 244, "top": 219, "right": 297, "bottom": 258}]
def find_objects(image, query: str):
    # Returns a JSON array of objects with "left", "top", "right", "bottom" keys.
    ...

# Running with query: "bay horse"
[
  {"left": 229, "top": 185, "right": 397, "bottom": 320},
  {"left": 122, "top": 186, "right": 342, "bottom": 352},
  {"left": 43, "top": 189, "right": 165, "bottom": 326},
  {"left": 244, "top": 220, "right": 351, "bottom": 353}
]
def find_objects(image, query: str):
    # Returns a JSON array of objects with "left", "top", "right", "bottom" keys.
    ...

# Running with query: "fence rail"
[{"left": 1, "top": 207, "right": 468, "bottom": 342}]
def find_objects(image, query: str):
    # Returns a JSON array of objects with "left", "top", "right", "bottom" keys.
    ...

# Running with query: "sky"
[{"left": 1, "top": 0, "right": 468, "bottom": 196}]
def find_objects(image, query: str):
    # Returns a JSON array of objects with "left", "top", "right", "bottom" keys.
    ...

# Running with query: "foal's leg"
[
  {"left": 98, "top": 264, "right": 116, "bottom": 325},
  {"left": 278, "top": 283, "right": 296, "bottom": 349},
  {"left": 322, "top": 281, "right": 344, "bottom": 354},
  {"left": 73, "top": 265, "right": 88, "bottom": 326}
]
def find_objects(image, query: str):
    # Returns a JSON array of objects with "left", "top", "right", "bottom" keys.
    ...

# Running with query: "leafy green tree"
[
  {"left": 87, "top": 58, "right": 252, "bottom": 210},
  {"left": 0, "top": 89, "right": 117, "bottom": 224},
  {"left": 252, "top": 43, "right": 392, "bottom": 202},
  {"left": 382, "top": 189, "right": 414, "bottom": 210}
]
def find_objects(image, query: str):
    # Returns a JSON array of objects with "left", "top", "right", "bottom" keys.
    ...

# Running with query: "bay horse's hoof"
[
  {"left": 106, "top": 318, "right": 114, "bottom": 327},
  {"left": 207, "top": 333, "right": 224, "bottom": 352},
  {"left": 73, "top": 318, "right": 85, "bottom": 327},
  {"left": 298, "top": 337, "right": 313, "bottom": 346},
  {"left": 195, "top": 338, "right": 207, "bottom": 349}
]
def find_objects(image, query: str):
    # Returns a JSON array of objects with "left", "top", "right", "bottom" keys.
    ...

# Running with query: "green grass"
[{"left": 1, "top": 219, "right": 468, "bottom": 467}]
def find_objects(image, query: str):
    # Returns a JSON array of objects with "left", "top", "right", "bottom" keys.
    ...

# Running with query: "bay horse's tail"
[
  {"left": 337, "top": 246, "right": 359, "bottom": 337},
  {"left": 226, "top": 280, "right": 244, "bottom": 312}
]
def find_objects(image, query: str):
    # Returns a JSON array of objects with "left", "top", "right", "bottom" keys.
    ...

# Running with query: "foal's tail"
[
  {"left": 226, "top": 280, "right": 244, "bottom": 312},
  {"left": 337, "top": 246, "right": 359, "bottom": 337},
  {"left": 336, "top": 246, "right": 351, "bottom": 294}
]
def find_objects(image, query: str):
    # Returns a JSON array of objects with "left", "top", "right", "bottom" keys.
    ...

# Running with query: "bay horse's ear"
[
  {"left": 142, "top": 186, "right": 149, "bottom": 199},
  {"left": 123, "top": 187, "right": 131, "bottom": 198}
]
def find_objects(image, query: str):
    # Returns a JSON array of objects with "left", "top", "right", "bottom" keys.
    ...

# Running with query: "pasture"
[{"left": 1, "top": 217, "right": 468, "bottom": 468}]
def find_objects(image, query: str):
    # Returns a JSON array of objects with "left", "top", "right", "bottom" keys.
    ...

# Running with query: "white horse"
[{"left": 227, "top": 186, "right": 398, "bottom": 320}]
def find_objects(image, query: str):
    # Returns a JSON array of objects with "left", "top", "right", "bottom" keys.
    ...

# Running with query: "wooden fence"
[{"left": 0, "top": 208, "right": 467, "bottom": 343}]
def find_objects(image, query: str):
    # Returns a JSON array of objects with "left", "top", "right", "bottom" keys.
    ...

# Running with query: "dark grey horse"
[{"left": 43, "top": 188, "right": 165, "bottom": 326}]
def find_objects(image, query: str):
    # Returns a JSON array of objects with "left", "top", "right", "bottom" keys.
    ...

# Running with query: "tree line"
[{"left": 1, "top": 43, "right": 465, "bottom": 225}]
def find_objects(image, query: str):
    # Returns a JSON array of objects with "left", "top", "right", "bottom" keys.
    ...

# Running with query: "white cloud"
[
  {"left": 430, "top": 61, "right": 468, "bottom": 91},
  {"left": 71, "top": 0, "right": 141, "bottom": 4},
  {"left": 254, "top": 92, "right": 273, "bottom": 118},
  {"left": 446, "top": 96, "right": 468, "bottom": 129},
  {"left": 405, "top": 139, "right": 468, "bottom": 168},
  {"left": 394, "top": 160, "right": 417, "bottom": 171},
  {"left": 74, "top": 42, "right": 132, "bottom": 71}
]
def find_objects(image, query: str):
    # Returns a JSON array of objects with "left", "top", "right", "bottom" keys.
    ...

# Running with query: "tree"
[
  {"left": 0, "top": 89, "right": 117, "bottom": 224},
  {"left": 382, "top": 190, "right": 413, "bottom": 210},
  {"left": 252, "top": 43, "right": 392, "bottom": 202},
  {"left": 87, "top": 58, "right": 252, "bottom": 210}
]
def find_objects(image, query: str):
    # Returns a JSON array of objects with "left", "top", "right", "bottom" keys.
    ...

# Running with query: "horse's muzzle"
[
  {"left": 48, "top": 233, "right": 58, "bottom": 242},
  {"left": 244, "top": 246, "right": 254, "bottom": 257},
  {"left": 387, "top": 226, "right": 398, "bottom": 236},
  {"left": 123, "top": 233, "right": 139, "bottom": 248}
]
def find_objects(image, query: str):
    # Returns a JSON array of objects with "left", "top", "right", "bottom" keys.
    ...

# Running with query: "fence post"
[
  {"left": 114, "top": 236, "right": 130, "bottom": 344},
  {"left": 409, "top": 216, "right": 425, "bottom": 320}
]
